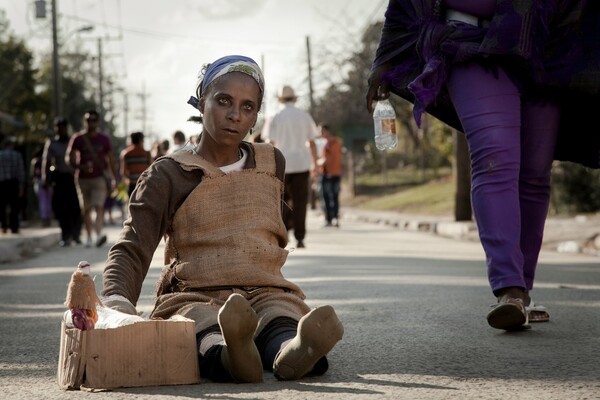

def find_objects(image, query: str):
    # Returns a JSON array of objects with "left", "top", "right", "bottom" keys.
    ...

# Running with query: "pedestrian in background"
[
  {"left": 317, "top": 123, "right": 343, "bottom": 228},
  {"left": 264, "top": 85, "right": 318, "bottom": 249},
  {"left": 30, "top": 146, "right": 52, "bottom": 227},
  {"left": 66, "top": 110, "right": 117, "bottom": 248},
  {"left": 120, "top": 131, "right": 152, "bottom": 198},
  {"left": 151, "top": 139, "right": 170, "bottom": 160},
  {"left": 367, "top": 0, "right": 600, "bottom": 330},
  {"left": 0, "top": 134, "right": 25, "bottom": 234},
  {"left": 101, "top": 55, "right": 343, "bottom": 383},
  {"left": 42, "top": 117, "right": 82, "bottom": 246},
  {"left": 103, "top": 157, "right": 123, "bottom": 226},
  {"left": 168, "top": 130, "right": 192, "bottom": 154}
]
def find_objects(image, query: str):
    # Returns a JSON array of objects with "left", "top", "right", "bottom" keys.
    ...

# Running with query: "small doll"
[{"left": 64, "top": 261, "right": 103, "bottom": 330}]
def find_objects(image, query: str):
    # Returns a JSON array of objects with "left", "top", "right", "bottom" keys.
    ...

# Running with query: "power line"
[{"left": 59, "top": 13, "right": 293, "bottom": 47}]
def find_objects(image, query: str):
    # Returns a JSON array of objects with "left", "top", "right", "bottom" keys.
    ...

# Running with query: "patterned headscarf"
[{"left": 187, "top": 55, "right": 264, "bottom": 109}]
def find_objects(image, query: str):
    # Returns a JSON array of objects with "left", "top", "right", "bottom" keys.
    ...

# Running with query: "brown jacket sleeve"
[{"left": 101, "top": 157, "right": 201, "bottom": 303}]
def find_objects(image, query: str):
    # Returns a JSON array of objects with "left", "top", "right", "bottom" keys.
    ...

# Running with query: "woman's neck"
[{"left": 195, "top": 141, "right": 243, "bottom": 167}]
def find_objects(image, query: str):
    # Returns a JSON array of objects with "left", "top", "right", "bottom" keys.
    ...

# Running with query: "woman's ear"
[{"left": 199, "top": 97, "right": 206, "bottom": 113}]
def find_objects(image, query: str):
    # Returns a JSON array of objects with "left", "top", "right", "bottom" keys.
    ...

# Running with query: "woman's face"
[{"left": 200, "top": 72, "right": 260, "bottom": 147}]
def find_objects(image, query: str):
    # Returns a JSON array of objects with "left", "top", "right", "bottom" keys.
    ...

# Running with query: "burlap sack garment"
[{"left": 150, "top": 143, "right": 310, "bottom": 334}]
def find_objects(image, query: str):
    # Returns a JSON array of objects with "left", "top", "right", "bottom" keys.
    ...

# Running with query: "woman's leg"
[
  {"left": 196, "top": 326, "right": 232, "bottom": 382},
  {"left": 446, "top": 62, "right": 525, "bottom": 295},
  {"left": 255, "top": 317, "right": 299, "bottom": 371},
  {"left": 519, "top": 99, "right": 560, "bottom": 291}
]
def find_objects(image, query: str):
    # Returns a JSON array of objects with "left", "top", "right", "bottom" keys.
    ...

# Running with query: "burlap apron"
[{"left": 150, "top": 143, "right": 309, "bottom": 334}]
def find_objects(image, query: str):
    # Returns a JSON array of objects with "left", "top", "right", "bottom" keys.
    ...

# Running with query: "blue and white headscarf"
[{"left": 187, "top": 55, "right": 264, "bottom": 109}]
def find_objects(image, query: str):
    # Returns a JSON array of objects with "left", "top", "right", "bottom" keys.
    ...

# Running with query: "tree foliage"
[
  {"left": 0, "top": 12, "right": 43, "bottom": 139},
  {"left": 312, "top": 20, "right": 452, "bottom": 174},
  {"left": 0, "top": 10, "right": 99, "bottom": 144}
]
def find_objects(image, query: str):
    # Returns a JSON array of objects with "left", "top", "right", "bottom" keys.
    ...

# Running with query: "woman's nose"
[{"left": 227, "top": 107, "right": 241, "bottom": 121}]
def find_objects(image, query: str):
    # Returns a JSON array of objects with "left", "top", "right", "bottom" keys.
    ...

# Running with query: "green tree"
[
  {"left": 0, "top": 11, "right": 43, "bottom": 139},
  {"left": 36, "top": 42, "right": 98, "bottom": 132}
]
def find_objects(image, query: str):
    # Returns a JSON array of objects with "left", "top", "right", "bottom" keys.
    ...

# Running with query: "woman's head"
[
  {"left": 191, "top": 55, "right": 264, "bottom": 147},
  {"left": 189, "top": 55, "right": 264, "bottom": 112}
]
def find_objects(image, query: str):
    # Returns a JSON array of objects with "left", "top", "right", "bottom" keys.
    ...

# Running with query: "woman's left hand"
[{"left": 366, "top": 62, "right": 392, "bottom": 113}]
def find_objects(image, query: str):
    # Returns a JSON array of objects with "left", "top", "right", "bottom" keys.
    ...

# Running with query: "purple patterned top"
[{"left": 371, "top": 0, "right": 600, "bottom": 168}]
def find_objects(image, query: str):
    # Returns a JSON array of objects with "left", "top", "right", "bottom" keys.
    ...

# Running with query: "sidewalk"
[
  {"left": 341, "top": 208, "right": 600, "bottom": 257},
  {"left": 2, "top": 209, "right": 599, "bottom": 264},
  {"left": 0, "top": 220, "right": 122, "bottom": 263},
  {"left": 0, "top": 224, "right": 61, "bottom": 263}
]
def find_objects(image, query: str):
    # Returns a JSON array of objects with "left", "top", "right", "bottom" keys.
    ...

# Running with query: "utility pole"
[
  {"left": 122, "top": 91, "right": 129, "bottom": 137},
  {"left": 305, "top": 36, "right": 315, "bottom": 117},
  {"left": 51, "top": 0, "right": 62, "bottom": 117},
  {"left": 453, "top": 130, "right": 472, "bottom": 221},
  {"left": 97, "top": 38, "right": 105, "bottom": 130},
  {"left": 137, "top": 83, "right": 149, "bottom": 134}
]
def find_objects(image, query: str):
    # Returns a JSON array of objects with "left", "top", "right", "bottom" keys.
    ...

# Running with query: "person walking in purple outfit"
[{"left": 367, "top": 0, "right": 600, "bottom": 330}]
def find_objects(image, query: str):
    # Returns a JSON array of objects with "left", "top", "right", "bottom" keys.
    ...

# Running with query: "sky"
[{"left": 3, "top": 0, "right": 387, "bottom": 144}]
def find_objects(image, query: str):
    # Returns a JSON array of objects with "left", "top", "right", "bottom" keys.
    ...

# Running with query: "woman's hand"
[{"left": 366, "top": 63, "right": 392, "bottom": 114}]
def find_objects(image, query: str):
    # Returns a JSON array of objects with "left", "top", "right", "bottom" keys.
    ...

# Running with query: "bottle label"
[{"left": 380, "top": 118, "right": 396, "bottom": 135}]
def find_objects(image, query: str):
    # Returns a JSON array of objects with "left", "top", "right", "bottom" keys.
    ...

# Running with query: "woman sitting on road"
[{"left": 100, "top": 54, "right": 344, "bottom": 383}]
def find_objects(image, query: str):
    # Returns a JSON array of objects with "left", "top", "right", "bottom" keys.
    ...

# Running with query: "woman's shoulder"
[{"left": 245, "top": 142, "right": 285, "bottom": 180}]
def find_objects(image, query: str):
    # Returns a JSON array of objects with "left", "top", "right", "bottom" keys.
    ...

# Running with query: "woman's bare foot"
[
  {"left": 273, "top": 305, "right": 344, "bottom": 380},
  {"left": 218, "top": 293, "right": 263, "bottom": 383}
]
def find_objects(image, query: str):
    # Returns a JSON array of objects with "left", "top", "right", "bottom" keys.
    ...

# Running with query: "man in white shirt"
[{"left": 264, "top": 85, "right": 318, "bottom": 248}]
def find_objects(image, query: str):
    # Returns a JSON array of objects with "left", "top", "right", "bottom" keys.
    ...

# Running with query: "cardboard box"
[{"left": 57, "top": 318, "right": 200, "bottom": 390}]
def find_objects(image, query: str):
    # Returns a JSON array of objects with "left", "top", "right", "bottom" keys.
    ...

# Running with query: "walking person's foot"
[
  {"left": 486, "top": 287, "right": 529, "bottom": 331},
  {"left": 95, "top": 234, "right": 107, "bottom": 247}
]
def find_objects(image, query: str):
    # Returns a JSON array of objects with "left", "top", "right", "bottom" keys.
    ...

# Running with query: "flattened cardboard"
[{"left": 57, "top": 319, "right": 200, "bottom": 390}]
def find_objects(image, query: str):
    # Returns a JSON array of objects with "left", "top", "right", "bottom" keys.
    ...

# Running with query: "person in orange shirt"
[
  {"left": 120, "top": 131, "right": 152, "bottom": 198},
  {"left": 317, "top": 123, "right": 343, "bottom": 228}
]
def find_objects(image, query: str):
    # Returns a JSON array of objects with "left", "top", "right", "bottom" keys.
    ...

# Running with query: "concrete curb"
[
  {"left": 342, "top": 208, "right": 600, "bottom": 257},
  {"left": 0, "top": 228, "right": 61, "bottom": 263}
]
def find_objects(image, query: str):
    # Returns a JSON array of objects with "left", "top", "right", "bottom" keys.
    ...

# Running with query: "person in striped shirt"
[{"left": 119, "top": 131, "right": 152, "bottom": 197}]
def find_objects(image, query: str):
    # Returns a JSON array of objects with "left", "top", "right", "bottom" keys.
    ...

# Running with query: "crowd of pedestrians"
[
  {"left": 2, "top": 83, "right": 346, "bottom": 257},
  {"left": 1, "top": 111, "right": 221, "bottom": 248}
]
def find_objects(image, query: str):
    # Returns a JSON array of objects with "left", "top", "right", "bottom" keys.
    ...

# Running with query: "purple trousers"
[{"left": 446, "top": 62, "right": 559, "bottom": 295}]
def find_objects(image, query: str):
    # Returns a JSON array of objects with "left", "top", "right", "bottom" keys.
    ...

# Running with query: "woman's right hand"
[
  {"left": 366, "top": 62, "right": 392, "bottom": 114},
  {"left": 101, "top": 294, "right": 138, "bottom": 315}
]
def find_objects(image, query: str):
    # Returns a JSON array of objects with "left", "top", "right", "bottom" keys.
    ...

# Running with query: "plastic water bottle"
[{"left": 372, "top": 99, "right": 398, "bottom": 150}]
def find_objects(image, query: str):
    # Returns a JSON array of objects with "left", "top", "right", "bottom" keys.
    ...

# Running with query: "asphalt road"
[{"left": 1, "top": 210, "right": 599, "bottom": 399}]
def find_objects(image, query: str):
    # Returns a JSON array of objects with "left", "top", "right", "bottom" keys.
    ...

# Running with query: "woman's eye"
[
  {"left": 218, "top": 98, "right": 230, "bottom": 105},
  {"left": 243, "top": 103, "right": 254, "bottom": 111}
]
